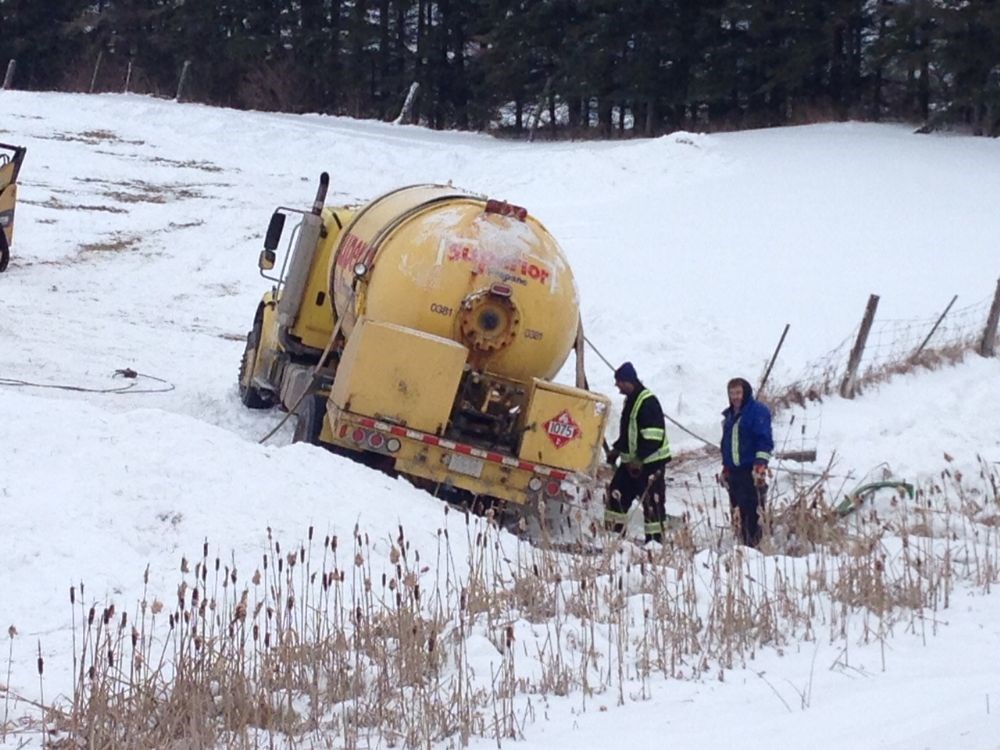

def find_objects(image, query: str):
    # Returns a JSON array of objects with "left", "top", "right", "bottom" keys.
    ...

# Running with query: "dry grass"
[
  {"left": 770, "top": 343, "right": 976, "bottom": 411},
  {"left": 77, "top": 234, "right": 142, "bottom": 254},
  {"left": 3, "top": 462, "right": 998, "bottom": 749}
]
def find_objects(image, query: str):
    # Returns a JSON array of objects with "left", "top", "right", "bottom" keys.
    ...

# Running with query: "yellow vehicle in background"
[
  {"left": 0, "top": 143, "right": 27, "bottom": 273},
  {"left": 239, "top": 174, "right": 610, "bottom": 512}
]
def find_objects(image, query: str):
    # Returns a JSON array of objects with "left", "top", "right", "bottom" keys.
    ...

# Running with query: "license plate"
[{"left": 448, "top": 453, "right": 484, "bottom": 478}]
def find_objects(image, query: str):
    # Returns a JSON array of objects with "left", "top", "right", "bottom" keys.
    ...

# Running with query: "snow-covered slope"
[{"left": 2, "top": 91, "right": 999, "bottom": 749}]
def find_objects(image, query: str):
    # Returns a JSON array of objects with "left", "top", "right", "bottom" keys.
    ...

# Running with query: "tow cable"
[{"left": 0, "top": 368, "right": 175, "bottom": 394}]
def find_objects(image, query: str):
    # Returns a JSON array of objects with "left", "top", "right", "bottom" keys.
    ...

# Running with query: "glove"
[
  {"left": 605, "top": 447, "right": 620, "bottom": 466},
  {"left": 626, "top": 461, "right": 643, "bottom": 478},
  {"left": 719, "top": 467, "right": 730, "bottom": 489},
  {"left": 752, "top": 463, "right": 768, "bottom": 487}
]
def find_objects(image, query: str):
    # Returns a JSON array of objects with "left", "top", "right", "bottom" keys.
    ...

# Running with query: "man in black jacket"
[{"left": 604, "top": 362, "right": 672, "bottom": 543}]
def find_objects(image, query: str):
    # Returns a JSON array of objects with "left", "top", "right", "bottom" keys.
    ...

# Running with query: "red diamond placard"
[{"left": 543, "top": 409, "right": 581, "bottom": 449}]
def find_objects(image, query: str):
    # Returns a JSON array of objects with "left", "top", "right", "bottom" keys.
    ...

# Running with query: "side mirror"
[
  {"left": 258, "top": 249, "right": 276, "bottom": 271},
  {"left": 264, "top": 212, "right": 286, "bottom": 251}
]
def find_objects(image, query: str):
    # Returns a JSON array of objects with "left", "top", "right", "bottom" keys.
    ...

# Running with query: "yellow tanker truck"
[
  {"left": 239, "top": 174, "right": 609, "bottom": 510},
  {"left": 0, "top": 143, "right": 27, "bottom": 273}
]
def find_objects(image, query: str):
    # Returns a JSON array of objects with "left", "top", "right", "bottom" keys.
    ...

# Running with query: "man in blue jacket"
[
  {"left": 720, "top": 377, "right": 773, "bottom": 547},
  {"left": 604, "top": 362, "right": 672, "bottom": 543}
]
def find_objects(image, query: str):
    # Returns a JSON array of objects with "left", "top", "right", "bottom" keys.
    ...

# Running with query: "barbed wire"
[{"left": 771, "top": 291, "right": 997, "bottom": 410}]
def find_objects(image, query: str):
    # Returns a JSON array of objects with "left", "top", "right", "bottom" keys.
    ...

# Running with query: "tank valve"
[{"left": 459, "top": 288, "right": 520, "bottom": 354}]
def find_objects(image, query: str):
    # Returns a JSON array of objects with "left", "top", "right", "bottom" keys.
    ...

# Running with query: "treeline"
[{"left": 2, "top": 0, "right": 999, "bottom": 137}]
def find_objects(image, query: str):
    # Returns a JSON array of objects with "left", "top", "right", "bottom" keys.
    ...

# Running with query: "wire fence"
[{"left": 772, "top": 280, "right": 1000, "bottom": 410}]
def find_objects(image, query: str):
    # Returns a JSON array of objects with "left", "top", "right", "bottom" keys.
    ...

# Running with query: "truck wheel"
[
  {"left": 0, "top": 231, "right": 9, "bottom": 273},
  {"left": 238, "top": 317, "right": 273, "bottom": 409},
  {"left": 292, "top": 393, "right": 326, "bottom": 445}
]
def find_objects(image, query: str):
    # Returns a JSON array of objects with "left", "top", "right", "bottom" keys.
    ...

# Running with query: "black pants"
[
  {"left": 606, "top": 461, "right": 667, "bottom": 542},
  {"left": 727, "top": 467, "right": 766, "bottom": 547}
]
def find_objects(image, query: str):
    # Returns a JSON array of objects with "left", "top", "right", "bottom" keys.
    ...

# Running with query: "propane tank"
[{"left": 329, "top": 185, "right": 579, "bottom": 382}]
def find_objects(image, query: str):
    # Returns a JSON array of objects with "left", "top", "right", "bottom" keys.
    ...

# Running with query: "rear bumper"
[{"left": 322, "top": 407, "right": 587, "bottom": 506}]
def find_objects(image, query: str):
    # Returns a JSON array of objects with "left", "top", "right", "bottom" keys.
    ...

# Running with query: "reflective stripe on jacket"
[
  {"left": 720, "top": 397, "right": 774, "bottom": 469},
  {"left": 620, "top": 388, "right": 671, "bottom": 465}
]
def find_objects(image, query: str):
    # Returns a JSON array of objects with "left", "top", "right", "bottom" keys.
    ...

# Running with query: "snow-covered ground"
[{"left": 1, "top": 91, "right": 999, "bottom": 748}]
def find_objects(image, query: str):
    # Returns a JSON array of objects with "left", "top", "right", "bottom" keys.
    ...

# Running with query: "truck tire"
[
  {"left": 0, "top": 231, "right": 9, "bottom": 273},
  {"left": 238, "top": 316, "right": 273, "bottom": 409},
  {"left": 292, "top": 393, "right": 326, "bottom": 446}
]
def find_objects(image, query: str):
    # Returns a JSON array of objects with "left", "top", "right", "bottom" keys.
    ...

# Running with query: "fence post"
[
  {"left": 89, "top": 51, "right": 103, "bottom": 94},
  {"left": 175, "top": 60, "right": 191, "bottom": 101},
  {"left": 979, "top": 277, "right": 1000, "bottom": 358},
  {"left": 913, "top": 294, "right": 957, "bottom": 358},
  {"left": 840, "top": 294, "right": 880, "bottom": 399},
  {"left": 3, "top": 59, "right": 15, "bottom": 90},
  {"left": 392, "top": 81, "right": 419, "bottom": 125},
  {"left": 757, "top": 322, "right": 790, "bottom": 398}
]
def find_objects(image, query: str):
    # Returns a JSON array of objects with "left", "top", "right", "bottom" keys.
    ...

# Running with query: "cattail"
[
  {"left": 181, "top": 557, "right": 189, "bottom": 573},
  {"left": 354, "top": 553, "right": 364, "bottom": 567},
  {"left": 131, "top": 627, "right": 139, "bottom": 648},
  {"left": 252, "top": 569, "right": 261, "bottom": 585},
  {"left": 233, "top": 591, "right": 248, "bottom": 623},
  {"left": 151, "top": 599, "right": 164, "bottom": 615},
  {"left": 70, "top": 586, "right": 75, "bottom": 605},
  {"left": 203, "top": 539, "right": 209, "bottom": 558},
  {"left": 308, "top": 525, "right": 314, "bottom": 541}
]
